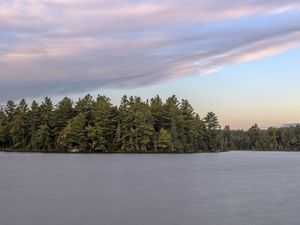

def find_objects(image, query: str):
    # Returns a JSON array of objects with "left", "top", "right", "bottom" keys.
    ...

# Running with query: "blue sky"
[
  {"left": 1, "top": 0, "right": 300, "bottom": 129},
  {"left": 63, "top": 47, "right": 300, "bottom": 129}
]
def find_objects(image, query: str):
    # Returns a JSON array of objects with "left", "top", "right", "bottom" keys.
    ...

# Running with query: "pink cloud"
[{"left": 1, "top": 0, "right": 300, "bottom": 100}]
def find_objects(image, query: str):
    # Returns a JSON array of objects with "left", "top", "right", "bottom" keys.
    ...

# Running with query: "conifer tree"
[
  {"left": 204, "top": 112, "right": 221, "bottom": 151},
  {"left": 1, "top": 93, "right": 296, "bottom": 153},
  {"left": 86, "top": 96, "right": 117, "bottom": 152}
]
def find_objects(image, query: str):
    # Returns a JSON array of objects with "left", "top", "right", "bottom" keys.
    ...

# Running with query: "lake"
[{"left": 0, "top": 151, "right": 300, "bottom": 225}]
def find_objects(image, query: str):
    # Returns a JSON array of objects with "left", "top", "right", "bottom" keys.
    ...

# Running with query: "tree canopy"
[
  {"left": 0, "top": 94, "right": 299, "bottom": 152},
  {"left": 0, "top": 95, "right": 219, "bottom": 152}
]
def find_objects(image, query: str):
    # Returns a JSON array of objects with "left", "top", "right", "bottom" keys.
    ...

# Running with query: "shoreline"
[
  {"left": 0, "top": 149, "right": 220, "bottom": 154},
  {"left": 1, "top": 149, "right": 300, "bottom": 154}
]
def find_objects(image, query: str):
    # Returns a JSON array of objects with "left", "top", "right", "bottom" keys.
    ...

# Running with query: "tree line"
[
  {"left": 231, "top": 124, "right": 300, "bottom": 151},
  {"left": 0, "top": 94, "right": 299, "bottom": 153},
  {"left": 0, "top": 95, "right": 221, "bottom": 152}
]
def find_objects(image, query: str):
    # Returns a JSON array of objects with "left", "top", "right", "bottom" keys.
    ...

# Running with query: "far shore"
[
  {"left": 0, "top": 149, "right": 219, "bottom": 154},
  {"left": 1, "top": 149, "right": 300, "bottom": 154}
]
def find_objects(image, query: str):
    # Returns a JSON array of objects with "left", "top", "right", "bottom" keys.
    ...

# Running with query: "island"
[{"left": 0, "top": 94, "right": 299, "bottom": 153}]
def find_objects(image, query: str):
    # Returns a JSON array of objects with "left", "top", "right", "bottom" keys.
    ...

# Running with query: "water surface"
[{"left": 0, "top": 151, "right": 300, "bottom": 225}]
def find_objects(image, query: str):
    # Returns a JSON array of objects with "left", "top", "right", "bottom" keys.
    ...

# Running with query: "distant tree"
[
  {"left": 2, "top": 93, "right": 299, "bottom": 153},
  {"left": 0, "top": 111, "right": 7, "bottom": 147},
  {"left": 86, "top": 96, "right": 117, "bottom": 152},
  {"left": 149, "top": 95, "right": 164, "bottom": 152},
  {"left": 204, "top": 112, "right": 221, "bottom": 151},
  {"left": 248, "top": 124, "right": 261, "bottom": 150},
  {"left": 53, "top": 97, "right": 75, "bottom": 136},
  {"left": 5, "top": 100, "right": 16, "bottom": 121},
  {"left": 164, "top": 95, "right": 182, "bottom": 152},
  {"left": 157, "top": 128, "right": 171, "bottom": 152},
  {"left": 30, "top": 97, "right": 55, "bottom": 150},
  {"left": 221, "top": 125, "right": 234, "bottom": 150},
  {"left": 193, "top": 114, "right": 207, "bottom": 151},
  {"left": 28, "top": 101, "right": 40, "bottom": 145},
  {"left": 75, "top": 94, "right": 95, "bottom": 125},
  {"left": 258, "top": 128, "right": 278, "bottom": 150},
  {"left": 58, "top": 113, "right": 88, "bottom": 151},
  {"left": 179, "top": 99, "right": 196, "bottom": 152},
  {"left": 9, "top": 99, "right": 29, "bottom": 149},
  {"left": 30, "top": 125, "right": 53, "bottom": 151},
  {"left": 118, "top": 96, "right": 154, "bottom": 152}
]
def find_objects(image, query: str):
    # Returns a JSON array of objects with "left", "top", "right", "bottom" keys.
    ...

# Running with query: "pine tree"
[
  {"left": 179, "top": 99, "right": 196, "bottom": 152},
  {"left": 87, "top": 96, "right": 117, "bottom": 152},
  {"left": 204, "top": 112, "right": 221, "bottom": 151},
  {"left": 30, "top": 125, "right": 53, "bottom": 151},
  {"left": 30, "top": 97, "right": 55, "bottom": 150},
  {"left": 149, "top": 95, "right": 164, "bottom": 152},
  {"left": 58, "top": 113, "right": 88, "bottom": 151},
  {"left": 221, "top": 125, "right": 234, "bottom": 150},
  {"left": 157, "top": 128, "right": 171, "bottom": 152},
  {"left": 164, "top": 95, "right": 182, "bottom": 152},
  {"left": 53, "top": 97, "right": 75, "bottom": 136},
  {"left": 75, "top": 94, "right": 95, "bottom": 125},
  {"left": 248, "top": 124, "right": 261, "bottom": 150},
  {"left": 0, "top": 111, "right": 7, "bottom": 147},
  {"left": 193, "top": 114, "right": 207, "bottom": 151},
  {"left": 0, "top": 94, "right": 270, "bottom": 153},
  {"left": 9, "top": 99, "right": 29, "bottom": 149},
  {"left": 28, "top": 101, "right": 41, "bottom": 149}
]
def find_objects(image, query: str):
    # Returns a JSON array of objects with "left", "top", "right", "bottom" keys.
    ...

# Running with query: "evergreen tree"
[
  {"left": 28, "top": 100, "right": 41, "bottom": 149},
  {"left": 157, "top": 128, "right": 171, "bottom": 152},
  {"left": 9, "top": 99, "right": 29, "bottom": 149},
  {"left": 149, "top": 95, "right": 164, "bottom": 152},
  {"left": 118, "top": 96, "right": 154, "bottom": 152},
  {"left": 53, "top": 97, "right": 75, "bottom": 135},
  {"left": 75, "top": 94, "right": 95, "bottom": 125},
  {"left": 58, "top": 113, "right": 88, "bottom": 151},
  {"left": 164, "top": 95, "right": 182, "bottom": 152},
  {"left": 179, "top": 99, "right": 196, "bottom": 152},
  {"left": 221, "top": 125, "right": 234, "bottom": 150},
  {"left": 30, "top": 125, "right": 53, "bottom": 151},
  {"left": 30, "top": 97, "right": 55, "bottom": 151},
  {"left": 204, "top": 112, "right": 221, "bottom": 151},
  {"left": 248, "top": 124, "right": 261, "bottom": 150},
  {"left": 193, "top": 114, "right": 208, "bottom": 151},
  {"left": 86, "top": 96, "right": 117, "bottom": 152},
  {"left": 0, "top": 111, "right": 7, "bottom": 147},
  {"left": 1, "top": 93, "right": 298, "bottom": 153}
]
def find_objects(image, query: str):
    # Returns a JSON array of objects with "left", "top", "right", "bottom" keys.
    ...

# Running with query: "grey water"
[{"left": 1, "top": 151, "right": 300, "bottom": 225}]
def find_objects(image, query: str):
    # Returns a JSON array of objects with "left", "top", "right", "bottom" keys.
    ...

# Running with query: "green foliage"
[
  {"left": 0, "top": 111, "right": 7, "bottom": 145},
  {"left": 117, "top": 96, "right": 155, "bottom": 152},
  {"left": 204, "top": 112, "right": 221, "bottom": 151},
  {"left": 1, "top": 94, "right": 298, "bottom": 153},
  {"left": 7, "top": 99, "right": 30, "bottom": 149},
  {"left": 163, "top": 95, "right": 182, "bottom": 152},
  {"left": 53, "top": 97, "right": 74, "bottom": 134},
  {"left": 30, "top": 125, "right": 53, "bottom": 151},
  {"left": 247, "top": 124, "right": 261, "bottom": 150},
  {"left": 157, "top": 128, "right": 171, "bottom": 152},
  {"left": 58, "top": 113, "right": 88, "bottom": 151},
  {"left": 228, "top": 124, "right": 300, "bottom": 151},
  {"left": 87, "top": 96, "right": 117, "bottom": 152},
  {"left": 221, "top": 125, "right": 234, "bottom": 150}
]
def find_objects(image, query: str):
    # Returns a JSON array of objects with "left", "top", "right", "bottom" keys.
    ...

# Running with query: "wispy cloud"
[{"left": 1, "top": 0, "right": 300, "bottom": 101}]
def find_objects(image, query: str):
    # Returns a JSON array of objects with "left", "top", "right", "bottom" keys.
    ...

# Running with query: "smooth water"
[{"left": 1, "top": 151, "right": 300, "bottom": 225}]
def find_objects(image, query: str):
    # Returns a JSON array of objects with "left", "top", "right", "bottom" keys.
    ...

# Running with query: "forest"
[{"left": 0, "top": 94, "right": 300, "bottom": 153}]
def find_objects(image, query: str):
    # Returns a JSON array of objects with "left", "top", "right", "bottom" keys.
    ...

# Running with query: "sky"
[{"left": 1, "top": 0, "right": 300, "bottom": 129}]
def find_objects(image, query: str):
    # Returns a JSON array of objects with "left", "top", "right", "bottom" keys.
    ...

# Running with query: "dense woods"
[
  {"left": 0, "top": 94, "right": 300, "bottom": 152},
  {"left": 232, "top": 124, "right": 300, "bottom": 151}
]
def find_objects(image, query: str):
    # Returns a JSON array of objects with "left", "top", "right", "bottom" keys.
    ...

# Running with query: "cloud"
[{"left": 1, "top": 0, "right": 300, "bottom": 101}]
